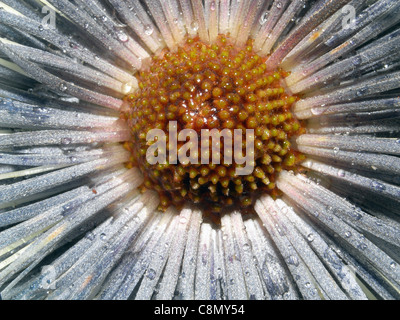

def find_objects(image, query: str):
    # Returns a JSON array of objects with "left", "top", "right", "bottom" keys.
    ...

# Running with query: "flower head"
[{"left": 0, "top": 0, "right": 400, "bottom": 300}]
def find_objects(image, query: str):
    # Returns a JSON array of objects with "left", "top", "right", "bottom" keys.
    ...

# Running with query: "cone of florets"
[{"left": 124, "top": 35, "right": 305, "bottom": 215}]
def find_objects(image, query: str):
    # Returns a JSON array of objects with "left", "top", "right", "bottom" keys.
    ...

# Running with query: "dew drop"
[
  {"left": 352, "top": 56, "right": 362, "bottom": 66},
  {"left": 370, "top": 180, "right": 386, "bottom": 192},
  {"left": 59, "top": 83, "right": 68, "bottom": 92},
  {"left": 333, "top": 147, "right": 339, "bottom": 155},
  {"left": 344, "top": 231, "right": 352, "bottom": 238},
  {"left": 287, "top": 255, "right": 299, "bottom": 267},
  {"left": 259, "top": 11, "right": 269, "bottom": 25},
  {"left": 311, "top": 107, "right": 324, "bottom": 116},
  {"left": 116, "top": 30, "right": 129, "bottom": 42},
  {"left": 179, "top": 216, "right": 187, "bottom": 224},
  {"left": 147, "top": 268, "right": 156, "bottom": 280},
  {"left": 190, "top": 21, "right": 199, "bottom": 32},
  {"left": 276, "top": 2, "right": 282, "bottom": 9},
  {"left": 122, "top": 82, "right": 133, "bottom": 94},
  {"left": 144, "top": 25, "right": 154, "bottom": 36},
  {"left": 358, "top": 242, "right": 367, "bottom": 251},
  {"left": 356, "top": 88, "right": 367, "bottom": 97},
  {"left": 61, "top": 137, "right": 72, "bottom": 145},
  {"left": 210, "top": 1, "right": 216, "bottom": 11},
  {"left": 337, "top": 169, "right": 346, "bottom": 177},
  {"left": 307, "top": 233, "right": 314, "bottom": 242},
  {"left": 85, "top": 232, "right": 96, "bottom": 241}
]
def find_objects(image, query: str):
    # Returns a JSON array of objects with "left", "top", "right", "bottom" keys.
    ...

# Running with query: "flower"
[{"left": 0, "top": 0, "right": 399, "bottom": 300}]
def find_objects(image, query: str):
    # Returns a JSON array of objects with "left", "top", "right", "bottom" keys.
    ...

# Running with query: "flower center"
[{"left": 123, "top": 36, "right": 305, "bottom": 215}]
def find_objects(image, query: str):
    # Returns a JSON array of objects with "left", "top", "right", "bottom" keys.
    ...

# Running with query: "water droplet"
[
  {"left": 333, "top": 147, "right": 339, "bottom": 155},
  {"left": 287, "top": 255, "right": 299, "bottom": 267},
  {"left": 59, "top": 83, "right": 68, "bottom": 92},
  {"left": 85, "top": 232, "right": 96, "bottom": 241},
  {"left": 352, "top": 56, "right": 362, "bottom": 66},
  {"left": 210, "top": 1, "right": 216, "bottom": 11},
  {"left": 147, "top": 268, "right": 156, "bottom": 280},
  {"left": 276, "top": 2, "right": 282, "bottom": 9},
  {"left": 100, "top": 233, "right": 107, "bottom": 240},
  {"left": 370, "top": 180, "right": 386, "bottom": 192},
  {"left": 390, "top": 261, "right": 396, "bottom": 269},
  {"left": 121, "top": 82, "right": 133, "bottom": 94},
  {"left": 259, "top": 11, "right": 269, "bottom": 25},
  {"left": 281, "top": 292, "right": 290, "bottom": 300},
  {"left": 358, "top": 242, "right": 367, "bottom": 251},
  {"left": 179, "top": 216, "right": 187, "bottom": 224},
  {"left": 116, "top": 30, "right": 129, "bottom": 42},
  {"left": 307, "top": 233, "right": 314, "bottom": 242},
  {"left": 61, "top": 137, "right": 72, "bottom": 145},
  {"left": 308, "top": 288, "right": 317, "bottom": 296},
  {"left": 337, "top": 169, "right": 346, "bottom": 177},
  {"left": 144, "top": 25, "right": 154, "bottom": 36},
  {"left": 356, "top": 88, "right": 367, "bottom": 97},
  {"left": 190, "top": 21, "right": 199, "bottom": 32},
  {"left": 243, "top": 243, "right": 250, "bottom": 251},
  {"left": 38, "top": 25, "right": 44, "bottom": 31},
  {"left": 345, "top": 231, "right": 352, "bottom": 238}
]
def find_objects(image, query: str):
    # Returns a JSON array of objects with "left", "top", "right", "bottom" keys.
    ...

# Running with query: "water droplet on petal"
[
  {"left": 259, "top": 11, "right": 269, "bottom": 25},
  {"left": 61, "top": 137, "right": 72, "bottom": 145},
  {"left": 288, "top": 255, "right": 299, "bottom": 266},
  {"left": 122, "top": 82, "right": 133, "bottom": 94},
  {"left": 370, "top": 180, "right": 386, "bottom": 192},
  {"left": 116, "top": 30, "right": 129, "bottom": 42},
  {"left": 210, "top": 1, "right": 216, "bottom": 11},
  {"left": 190, "top": 21, "right": 199, "bottom": 32},
  {"left": 59, "top": 83, "right": 68, "bottom": 92},
  {"left": 144, "top": 25, "right": 154, "bottom": 36},
  {"left": 337, "top": 169, "right": 346, "bottom": 177},
  {"left": 179, "top": 216, "right": 187, "bottom": 224},
  {"left": 147, "top": 268, "right": 156, "bottom": 280}
]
